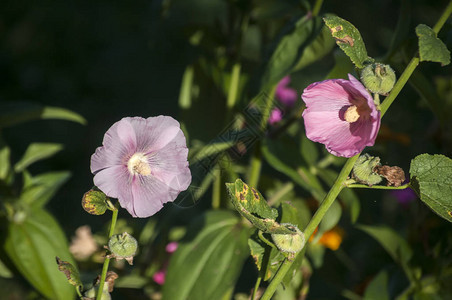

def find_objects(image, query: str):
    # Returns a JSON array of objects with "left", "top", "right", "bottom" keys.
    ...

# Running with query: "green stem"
[
  {"left": 258, "top": 230, "right": 277, "bottom": 249},
  {"left": 252, "top": 276, "right": 262, "bottom": 300},
  {"left": 381, "top": 0, "right": 452, "bottom": 116},
  {"left": 260, "top": 85, "right": 277, "bottom": 132},
  {"left": 96, "top": 202, "right": 119, "bottom": 300},
  {"left": 346, "top": 183, "right": 410, "bottom": 190},
  {"left": 212, "top": 166, "right": 221, "bottom": 209},
  {"left": 248, "top": 85, "right": 277, "bottom": 187},
  {"left": 312, "top": 0, "right": 324, "bottom": 16},
  {"left": 260, "top": 5, "right": 452, "bottom": 299},
  {"left": 227, "top": 63, "right": 241, "bottom": 110},
  {"left": 248, "top": 144, "right": 262, "bottom": 188},
  {"left": 380, "top": 57, "right": 419, "bottom": 116},
  {"left": 261, "top": 156, "right": 358, "bottom": 300},
  {"left": 433, "top": 0, "right": 452, "bottom": 34},
  {"left": 268, "top": 182, "right": 294, "bottom": 206}
]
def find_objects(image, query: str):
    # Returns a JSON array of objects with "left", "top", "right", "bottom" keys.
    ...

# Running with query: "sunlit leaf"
[
  {"left": 0, "top": 101, "right": 86, "bottom": 128},
  {"left": 293, "top": 22, "right": 335, "bottom": 71},
  {"left": 323, "top": 15, "right": 371, "bottom": 68},
  {"left": 163, "top": 211, "right": 250, "bottom": 300},
  {"left": 4, "top": 209, "right": 76, "bottom": 299},
  {"left": 20, "top": 171, "right": 71, "bottom": 208},
  {"left": 14, "top": 143, "right": 63, "bottom": 173},
  {"left": 410, "top": 154, "right": 452, "bottom": 222},
  {"left": 261, "top": 15, "right": 324, "bottom": 88},
  {"left": 416, "top": 24, "right": 450, "bottom": 66},
  {"left": 0, "top": 137, "right": 10, "bottom": 180}
]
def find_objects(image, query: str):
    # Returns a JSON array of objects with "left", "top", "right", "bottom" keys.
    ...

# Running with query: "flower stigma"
[
  {"left": 127, "top": 153, "right": 151, "bottom": 176},
  {"left": 344, "top": 105, "right": 360, "bottom": 123}
]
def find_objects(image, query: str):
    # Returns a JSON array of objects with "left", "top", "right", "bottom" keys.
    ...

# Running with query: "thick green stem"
[
  {"left": 380, "top": 57, "right": 419, "bottom": 116},
  {"left": 312, "top": 0, "right": 324, "bottom": 16},
  {"left": 381, "top": 0, "right": 452, "bottom": 116},
  {"left": 260, "top": 4, "right": 452, "bottom": 299},
  {"left": 96, "top": 202, "right": 119, "bottom": 300},
  {"left": 433, "top": 0, "right": 452, "bottom": 34},
  {"left": 261, "top": 156, "right": 358, "bottom": 300}
]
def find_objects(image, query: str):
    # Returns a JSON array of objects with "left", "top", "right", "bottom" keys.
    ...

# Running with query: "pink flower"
[
  {"left": 91, "top": 116, "right": 191, "bottom": 218},
  {"left": 269, "top": 108, "right": 283, "bottom": 125},
  {"left": 165, "top": 242, "right": 178, "bottom": 253},
  {"left": 275, "top": 76, "right": 297, "bottom": 107},
  {"left": 153, "top": 270, "right": 166, "bottom": 285},
  {"left": 301, "top": 74, "right": 381, "bottom": 157}
]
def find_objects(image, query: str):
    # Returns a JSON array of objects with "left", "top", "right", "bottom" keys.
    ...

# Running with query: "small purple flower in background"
[
  {"left": 275, "top": 76, "right": 298, "bottom": 107},
  {"left": 91, "top": 116, "right": 191, "bottom": 218},
  {"left": 391, "top": 188, "right": 417, "bottom": 206},
  {"left": 153, "top": 270, "right": 166, "bottom": 285},
  {"left": 165, "top": 242, "right": 178, "bottom": 253},
  {"left": 269, "top": 108, "right": 283, "bottom": 125},
  {"left": 301, "top": 74, "right": 381, "bottom": 158}
]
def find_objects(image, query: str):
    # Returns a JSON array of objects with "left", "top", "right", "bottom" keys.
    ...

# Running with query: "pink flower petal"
[
  {"left": 276, "top": 76, "right": 297, "bottom": 106},
  {"left": 166, "top": 242, "right": 178, "bottom": 253},
  {"left": 277, "top": 76, "right": 291, "bottom": 87},
  {"left": 268, "top": 108, "right": 283, "bottom": 125},
  {"left": 93, "top": 165, "right": 135, "bottom": 213},
  {"left": 90, "top": 116, "right": 191, "bottom": 218},
  {"left": 301, "top": 74, "right": 380, "bottom": 157},
  {"left": 153, "top": 270, "right": 166, "bottom": 285}
]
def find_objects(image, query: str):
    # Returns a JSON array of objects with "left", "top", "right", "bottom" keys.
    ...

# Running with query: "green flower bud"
[
  {"left": 106, "top": 232, "right": 138, "bottom": 265},
  {"left": 82, "top": 189, "right": 109, "bottom": 215},
  {"left": 352, "top": 154, "right": 383, "bottom": 186},
  {"left": 360, "top": 63, "right": 396, "bottom": 95},
  {"left": 271, "top": 223, "right": 305, "bottom": 254}
]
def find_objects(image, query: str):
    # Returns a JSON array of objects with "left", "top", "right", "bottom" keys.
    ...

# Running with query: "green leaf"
[
  {"left": 363, "top": 270, "right": 389, "bottom": 300},
  {"left": 0, "top": 101, "right": 86, "bottom": 128},
  {"left": 4, "top": 209, "right": 76, "bottom": 300},
  {"left": 261, "top": 15, "right": 324, "bottom": 88},
  {"left": 0, "top": 258, "right": 13, "bottom": 278},
  {"left": 248, "top": 234, "right": 286, "bottom": 281},
  {"left": 410, "top": 154, "right": 452, "bottom": 222},
  {"left": 416, "top": 24, "right": 451, "bottom": 66},
  {"left": 318, "top": 200, "right": 342, "bottom": 233},
  {"left": 262, "top": 139, "right": 325, "bottom": 201},
  {"left": 317, "top": 168, "right": 360, "bottom": 223},
  {"left": 227, "top": 178, "right": 278, "bottom": 220},
  {"left": 293, "top": 22, "right": 336, "bottom": 71},
  {"left": 14, "top": 143, "right": 63, "bottom": 173},
  {"left": 300, "top": 135, "right": 318, "bottom": 167},
  {"left": 56, "top": 257, "right": 83, "bottom": 289},
  {"left": 20, "top": 171, "right": 71, "bottom": 207},
  {"left": 162, "top": 211, "right": 250, "bottom": 300},
  {"left": 325, "top": 50, "right": 355, "bottom": 79},
  {"left": 357, "top": 224, "right": 413, "bottom": 264},
  {"left": 0, "top": 138, "right": 10, "bottom": 180},
  {"left": 323, "top": 15, "right": 371, "bottom": 68}
]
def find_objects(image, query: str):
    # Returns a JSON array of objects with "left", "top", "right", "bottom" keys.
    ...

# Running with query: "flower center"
[
  {"left": 127, "top": 153, "right": 151, "bottom": 176},
  {"left": 344, "top": 105, "right": 360, "bottom": 123}
]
